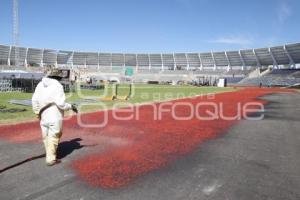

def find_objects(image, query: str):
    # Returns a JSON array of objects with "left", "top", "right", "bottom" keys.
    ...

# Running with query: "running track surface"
[{"left": 0, "top": 87, "right": 294, "bottom": 188}]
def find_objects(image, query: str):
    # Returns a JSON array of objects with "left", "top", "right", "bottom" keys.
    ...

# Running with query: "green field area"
[{"left": 0, "top": 84, "right": 235, "bottom": 124}]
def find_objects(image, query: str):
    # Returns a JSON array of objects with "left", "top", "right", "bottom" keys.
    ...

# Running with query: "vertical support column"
[
  {"left": 24, "top": 47, "right": 28, "bottom": 68},
  {"left": 225, "top": 51, "right": 231, "bottom": 71},
  {"left": 148, "top": 54, "right": 151, "bottom": 71},
  {"left": 173, "top": 53, "right": 176, "bottom": 71},
  {"left": 211, "top": 51, "right": 217, "bottom": 71},
  {"left": 239, "top": 50, "right": 245, "bottom": 70},
  {"left": 40, "top": 48, "right": 44, "bottom": 68},
  {"left": 7, "top": 46, "right": 12, "bottom": 66},
  {"left": 123, "top": 53, "right": 126, "bottom": 68},
  {"left": 269, "top": 48, "right": 278, "bottom": 69},
  {"left": 55, "top": 50, "right": 58, "bottom": 68},
  {"left": 253, "top": 49, "right": 261, "bottom": 69},
  {"left": 199, "top": 53, "right": 203, "bottom": 71},
  {"left": 135, "top": 54, "right": 138, "bottom": 72},
  {"left": 195, "top": 53, "right": 200, "bottom": 71},
  {"left": 160, "top": 54, "right": 164, "bottom": 71},
  {"left": 110, "top": 53, "right": 113, "bottom": 70},
  {"left": 84, "top": 54, "right": 87, "bottom": 69},
  {"left": 13, "top": 0, "right": 19, "bottom": 66},
  {"left": 283, "top": 45, "right": 295, "bottom": 68},
  {"left": 160, "top": 53, "right": 165, "bottom": 71},
  {"left": 185, "top": 53, "right": 189, "bottom": 71},
  {"left": 71, "top": 51, "right": 74, "bottom": 69},
  {"left": 97, "top": 52, "right": 100, "bottom": 71}
]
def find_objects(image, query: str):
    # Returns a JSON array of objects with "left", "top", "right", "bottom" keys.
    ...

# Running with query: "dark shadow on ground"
[
  {"left": 57, "top": 138, "right": 84, "bottom": 159},
  {"left": 0, "top": 154, "right": 45, "bottom": 174}
]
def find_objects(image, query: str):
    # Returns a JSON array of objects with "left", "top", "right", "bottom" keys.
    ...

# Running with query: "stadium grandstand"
[{"left": 0, "top": 42, "right": 300, "bottom": 86}]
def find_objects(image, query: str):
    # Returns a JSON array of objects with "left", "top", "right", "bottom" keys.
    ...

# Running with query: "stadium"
[
  {"left": 0, "top": 1, "right": 300, "bottom": 200},
  {"left": 1, "top": 42, "right": 300, "bottom": 88}
]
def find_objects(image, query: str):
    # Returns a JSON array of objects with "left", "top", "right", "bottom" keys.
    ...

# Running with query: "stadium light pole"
[{"left": 13, "top": 0, "right": 20, "bottom": 68}]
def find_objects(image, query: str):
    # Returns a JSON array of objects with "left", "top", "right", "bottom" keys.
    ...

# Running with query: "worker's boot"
[
  {"left": 43, "top": 136, "right": 50, "bottom": 163},
  {"left": 46, "top": 136, "right": 61, "bottom": 166}
]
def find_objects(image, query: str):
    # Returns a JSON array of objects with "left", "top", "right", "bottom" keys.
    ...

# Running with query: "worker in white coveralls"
[{"left": 32, "top": 69, "right": 78, "bottom": 166}]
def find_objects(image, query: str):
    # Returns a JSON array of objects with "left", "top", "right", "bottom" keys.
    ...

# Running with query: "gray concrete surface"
[{"left": 0, "top": 93, "right": 299, "bottom": 200}]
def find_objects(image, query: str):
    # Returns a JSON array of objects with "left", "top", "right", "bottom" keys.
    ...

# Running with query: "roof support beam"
[
  {"left": 55, "top": 51, "right": 58, "bottom": 68},
  {"left": 135, "top": 54, "right": 138, "bottom": 72},
  {"left": 40, "top": 48, "right": 44, "bottom": 68},
  {"left": 161, "top": 53, "right": 164, "bottom": 71},
  {"left": 123, "top": 53, "right": 125, "bottom": 68},
  {"left": 225, "top": 51, "right": 231, "bottom": 71},
  {"left": 196, "top": 53, "right": 201, "bottom": 71},
  {"left": 199, "top": 53, "right": 203, "bottom": 71},
  {"left": 253, "top": 49, "right": 261, "bottom": 69},
  {"left": 211, "top": 51, "right": 217, "bottom": 71},
  {"left": 7, "top": 46, "right": 11, "bottom": 66},
  {"left": 24, "top": 47, "right": 28, "bottom": 68},
  {"left": 173, "top": 53, "right": 176, "bottom": 71},
  {"left": 283, "top": 45, "right": 295, "bottom": 68},
  {"left": 148, "top": 54, "right": 151, "bottom": 70},
  {"left": 110, "top": 53, "right": 113, "bottom": 70},
  {"left": 185, "top": 53, "right": 189, "bottom": 70},
  {"left": 239, "top": 50, "right": 246, "bottom": 70},
  {"left": 97, "top": 53, "right": 100, "bottom": 70},
  {"left": 70, "top": 51, "right": 74, "bottom": 69},
  {"left": 269, "top": 48, "right": 278, "bottom": 68},
  {"left": 84, "top": 56, "right": 87, "bottom": 69}
]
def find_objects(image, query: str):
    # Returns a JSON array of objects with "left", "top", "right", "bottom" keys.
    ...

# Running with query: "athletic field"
[{"left": 0, "top": 84, "right": 233, "bottom": 124}]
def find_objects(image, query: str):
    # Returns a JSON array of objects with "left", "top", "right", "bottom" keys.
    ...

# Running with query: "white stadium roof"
[{"left": 0, "top": 43, "right": 299, "bottom": 71}]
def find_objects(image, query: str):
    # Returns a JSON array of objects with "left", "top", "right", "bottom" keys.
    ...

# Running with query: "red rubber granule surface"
[{"left": 0, "top": 87, "right": 295, "bottom": 188}]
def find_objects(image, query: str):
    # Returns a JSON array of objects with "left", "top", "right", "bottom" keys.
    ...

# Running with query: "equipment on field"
[
  {"left": 9, "top": 99, "right": 32, "bottom": 106},
  {"left": 217, "top": 78, "right": 227, "bottom": 87},
  {"left": 0, "top": 105, "right": 27, "bottom": 113},
  {"left": 99, "top": 83, "right": 117, "bottom": 101},
  {"left": 115, "top": 84, "right": 132, "bottom": 100},
  {"left": 99, "top": 84, "right": 132, "bottom": 101}
]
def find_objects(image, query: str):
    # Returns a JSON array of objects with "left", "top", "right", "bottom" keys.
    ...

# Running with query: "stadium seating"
[
  {"left": 0, "top": 43, "right": 298, "bottom": 71},
  {"left": 238, "top": 69, "right": 300, "bottom": 86},
  {"left": 0, "top": 43, "right": 299, "bottom": 86}
]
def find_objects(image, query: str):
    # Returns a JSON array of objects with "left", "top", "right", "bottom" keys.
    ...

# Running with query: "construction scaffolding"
[{"left": 0, "top": 79, "right": 13, "bottom": 92}]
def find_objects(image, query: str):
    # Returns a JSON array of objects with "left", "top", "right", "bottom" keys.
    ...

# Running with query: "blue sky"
[{"left": 0, "top": 0, "right": 299, "bottom": 53}]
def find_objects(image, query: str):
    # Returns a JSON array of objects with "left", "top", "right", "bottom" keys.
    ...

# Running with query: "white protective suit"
[{"left": 32, "top": 77, "right": 72, "bottom": 165}]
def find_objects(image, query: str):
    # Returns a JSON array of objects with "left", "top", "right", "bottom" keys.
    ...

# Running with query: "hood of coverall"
[{"left": 41, "top": 77, "right": 58, "bottom": 88}]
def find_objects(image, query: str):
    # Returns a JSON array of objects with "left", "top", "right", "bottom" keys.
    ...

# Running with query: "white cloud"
[
  {"left": 278, "top": 0, "right": 292, "bottom": 24},
  {"left": 210, "top": 35, "right": 254, "bottom": 45}
]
